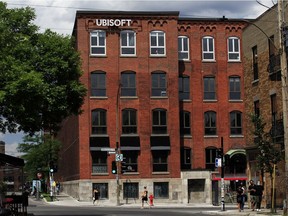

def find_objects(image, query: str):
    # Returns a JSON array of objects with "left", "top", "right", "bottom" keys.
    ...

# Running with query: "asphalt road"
[{"left": 27, "top": 203, "right": 222, "bottom": 216}]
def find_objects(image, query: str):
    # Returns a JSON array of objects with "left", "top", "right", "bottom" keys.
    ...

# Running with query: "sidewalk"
[{"left": 30, "top": 193, "right": 284, "bottom": 216}]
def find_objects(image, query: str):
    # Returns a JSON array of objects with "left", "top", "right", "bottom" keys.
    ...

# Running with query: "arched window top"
[
  {"left": 121, "top": 70, "right": 136, "bottom": 74},
  {"left": 91, "top": 70, "right": 106, "bottom": 74},
  {"left": 152, "top": 70, "right": 166, "bottom": 74}
]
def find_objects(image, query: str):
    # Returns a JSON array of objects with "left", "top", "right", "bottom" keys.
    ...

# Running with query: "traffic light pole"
[{"left": 220, "top": 137, "right": 225, "bottom": 211}]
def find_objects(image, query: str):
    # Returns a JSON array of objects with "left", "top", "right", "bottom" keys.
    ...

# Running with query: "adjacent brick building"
[
  {"left": 56, "top": 11, "right": 247, "bottom": 204},
  {"left": 243, "top": 4, "right": 286, "bottom": 207}
]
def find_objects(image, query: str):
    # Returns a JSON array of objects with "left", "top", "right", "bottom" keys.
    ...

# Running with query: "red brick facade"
[{"left": 57, "top": 11, "right": 247, "bottom": 203}]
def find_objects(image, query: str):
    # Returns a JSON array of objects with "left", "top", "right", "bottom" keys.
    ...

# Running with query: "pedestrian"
[
  {"left": 255, "top": 181, "right": 264, "bottom": 212},
  {"left": 93, "top": 188, "right": 99, "bottom": 205},
  {"left": 141, "top": 186, "right": 149, "bottom": 209},
  {"left": 248, "top": 180, "right": 258, "bottom": 211},
  {"left": 236, "top": 185, "right": 244, "bottom": 212}
]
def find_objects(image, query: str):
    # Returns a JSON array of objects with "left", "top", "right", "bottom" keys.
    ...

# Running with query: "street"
[{"left": 27, "top": 199, "right": 230, "bottom": 216}]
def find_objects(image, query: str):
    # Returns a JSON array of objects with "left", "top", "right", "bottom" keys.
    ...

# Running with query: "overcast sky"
[
  {"left": 1, "top": 0, "right": 276, "bottom": 156},
  {"left": 4, "top": 0, "right": 276, "bottom": 35}
]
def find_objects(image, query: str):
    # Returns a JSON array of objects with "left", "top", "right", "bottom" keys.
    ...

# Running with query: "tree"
[
  {"left": 251, "top": 114, "right": 283, "bottom": 175},
  {"left": 17, "top": 134, "right": 61, "bottom": 180},
  {"left": 0, "top": 2, "right": 86, "bottom": 135}
]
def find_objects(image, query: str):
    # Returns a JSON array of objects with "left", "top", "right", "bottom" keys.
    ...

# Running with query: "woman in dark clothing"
[
  {"left": 237, "top": 185, "right": 245, "bottom": 212},
  {"left": 93, "top": 188, "right": 99, "bottom": 205}
]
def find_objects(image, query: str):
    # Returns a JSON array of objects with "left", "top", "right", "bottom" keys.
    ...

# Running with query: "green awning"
[{"left": 225, "top": 149, "right": 246, "bottom": 158}]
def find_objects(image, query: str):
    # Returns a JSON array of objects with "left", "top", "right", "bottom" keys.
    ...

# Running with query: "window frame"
[
  {"left": 178, "top": 36, "right": 190, "bottom": 60},
  {"left": 91, "top": 109, "right": 107, "bottom": 135},
  {"left": 122, "top": 109, "right": 137, "bottom": 134},
  {"left": 230, "top": 111, "right": 242, "bottom": 135},
  {"left": 202, "top": 36, "right": 215, "bottom": 61},
  {"left": 205, "top": 147, "right": 217, "bottom": 170},
  {"left": 153, "top": 182, "right": 169, "bottom": 198},
  {"left": 228, "top": 37, "right": 240, "bottom": 61},
  {"left": 152, "top": 109, "right": 167, "bottom": 134},
  {"left": 150, "top": 31, "right": 166, "bottom": 56},
  {"left": 121, "top": 72, "right": 136, "bottom": 97},
  {"left": 151, "top": 72, "right": 167, "bottom": 97},
  {"left": 229, "top": 76, "right": 241, "bottom": 100},
  {"left": 120, "top": 30, "right": 136, "bottom": 56},
  {"left": 179, "top": 76, "right": 190, "bottom": 100},
  {"left": 180, "top": 111, "right": 191, "bottom": 135},
  {"left": 91, "top": 72, "right": 106, "bottom": 97},
  {"left": 91, "top": 151, "right": 108, "bottom": 173},
  {"left": 203, "top": 77, "right": 216, "bottom": 100},
  {"left": 152, "top": 151, "right": 168, "bottom": 172},
  {"left": 204, "top": 111, "right": 217, "bottom": 135},
  {"left": 90, "top": 30, "right": 106, "bottom": 56}
]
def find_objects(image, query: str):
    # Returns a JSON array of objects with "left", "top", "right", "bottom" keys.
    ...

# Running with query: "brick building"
[
  {"left": 56, "top": 11, "right": 247, "bottom": 204},
  {"left": 243, "top": 4, "right": 287, "bottom": 207}
]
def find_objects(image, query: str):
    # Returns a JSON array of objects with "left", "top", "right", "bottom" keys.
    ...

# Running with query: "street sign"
[
  {"left": 108, "top": 151, "right": 116, "bottom": 154},
  {"left": 215, "top": 158, "right": 222, "bottom": 167},
  {"left": 116, "top": 154, "right": 123, "bottom": 162},
  {"left": 101, "top": 147, "right": 115, "bottom": 152}
]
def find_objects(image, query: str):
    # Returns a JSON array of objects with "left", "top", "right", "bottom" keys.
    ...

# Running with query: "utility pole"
[
  {"left": 220, "top": 137, "right": 225, "bottom": 211},
  {"left": 278, "top": 0, "right": 288, "bottom": 214}
]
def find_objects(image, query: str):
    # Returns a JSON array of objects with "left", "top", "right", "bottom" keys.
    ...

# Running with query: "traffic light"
[
  {"left": 111, "top": 161, "right": 117, "bottom": 174},
  {"left": 216, "top": 148, "right": 223, "bottom": 158}
]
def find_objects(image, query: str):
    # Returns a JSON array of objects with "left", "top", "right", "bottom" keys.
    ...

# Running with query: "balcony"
[{"left": 268, "top": 54, "right": 281, "bottom": 81}]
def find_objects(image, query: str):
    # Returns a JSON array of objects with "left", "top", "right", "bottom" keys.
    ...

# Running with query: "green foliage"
[
  {"left": 251, "top": 114, "right": 283, "bottom": 176},
  {"left": 17, "top": 134, "right": 61, "bottom": 180},
  {"left": 0, "top": 2, "right": 86, "bottom": 135}
]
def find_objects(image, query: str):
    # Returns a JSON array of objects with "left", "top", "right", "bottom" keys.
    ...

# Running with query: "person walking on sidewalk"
[
  {"left": 255, "top": 181, "right": 264, "bottom": 212},
  {"left": 93, "top": 188, "right": 99, "bottom": 205},
  {"left": 237, "top": 185, "right": 245, "bottom": 212},
  {"left": 141, "top": 186, "right": 149, "bottom": 209},
  {"left": 248, "top": 180, "right": 258, "bottom": 211}
]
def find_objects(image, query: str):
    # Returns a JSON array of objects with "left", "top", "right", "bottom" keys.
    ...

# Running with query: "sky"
[{"left": 0, "top": 0, "right": 276, "bottom": 156}]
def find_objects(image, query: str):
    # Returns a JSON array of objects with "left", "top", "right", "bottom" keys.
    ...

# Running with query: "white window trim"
[
  {"left": 90, "top": 30, "right": 106, "bottom": 56},
  {"left": 202, "top": 36, "right": 215, "bottom": 61},
  {"left": 150, "top": 31, "right": 166, "bottom": 56},
  {"left": 178, "top": 36, "right": 190, "bottom": 60},
  {"left": 120, "top": 30, "right": 136, "bottom": 56},
  {"left": 228, "top": 37, "right": 241, "bottom": 62}
]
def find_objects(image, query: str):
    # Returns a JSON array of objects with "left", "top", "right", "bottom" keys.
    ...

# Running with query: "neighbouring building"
[
  {"left": 243, "top": 4, "right": 287, "bottom": 208},
  {"left": 56, "top": 11, "right": 248, "bottom": 204}
]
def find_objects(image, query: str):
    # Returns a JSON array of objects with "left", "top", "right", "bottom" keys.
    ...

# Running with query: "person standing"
[
  {"left": 255, "top": 181, "right": 264, "bottom": 212},
  {"left": 248, "top": 180, "right": 258, "bottom": 211},
  {"left": 236, "top": 185, "right": 245, "bottom": 212},
  {"left": 141, "top": 186, "right": 149, "bottom": 209},
  {"left": 93, "top": 188, "right": 99, "bottom": 205}
]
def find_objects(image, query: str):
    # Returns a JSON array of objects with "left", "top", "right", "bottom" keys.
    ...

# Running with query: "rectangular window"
[
  {"left": 123, "top": 183, "right": 139, "bottom": 199},
  {"left": 150, "top": 31, "right": 165, "bottom": 56},
  {"left": 92, "top": 109, "right": 107, "bottom": 134},
  {"left": 271, "top": 94, "right": 277, "bottom": 127},
  {"left": 152, "top": 109, "right": 167, "bottom": 134},
  {"left": 180, "top": 111, "right": 191, "bottom": 135},
  {"left": 204, "top": 77, "right": 216, "bottom": 100},
  {"left": 154, "top": 182, "right": 169, "bottom": 198},
  {"left": 92, "top": 183, "right": 108, "bottom": 199},
  {"left": 121, "top": 151, "right": 138, "bottom": 173},
  {"left": 252, "top": 46, "right": 258, "bottom": 80},
  {"left": 228, "top": 37, "right": 240, "bottom": 61},
  {"left": 204, "top": 111, "right": 217, "bottom": 135},
  {"left": 120, "top": 30, "right": 136, "bottom": 56},
  {"left": 90, "top": 30, "right": 106, "bottom": 55},
  {"left": 230, "top": 111, "right": 242, "bottom": 135},
  {"left": 178, "top": 36, "right": 189, "bottom": 60},
  {"left": 179, "top": 76, "right": 190, "bottom": 100},
  {"left": 121, "top": 73, "right": 136, "bottom": 96},
  {"left": 181, "top": 148, "right": 191, "bottom": 170},
  {"left": 229, "top": 77, "right": 241, "bottom": 100},
  {"left": 91, "top": 152, "right": 107, "bottom": 173},
  {"left": 205, "top": 148, "right": 217, "bottom": 170},
  {"left": 151, "top": 73, "right": 166, "bottom": 97},
  {"left": 122, "top": 109, "right": 137, "bottom": 134},
  {"left": 91, "top": 73, "right": 106, "bottom": 96},
  {"left": 254, "top": 100, "right": 260, "bottom": 117},
  {"left": 152, "top": 151, "right": 168, "bottom": 172},
  {"left": 202, "top": 36, "right": 215, "bottom": 60}
]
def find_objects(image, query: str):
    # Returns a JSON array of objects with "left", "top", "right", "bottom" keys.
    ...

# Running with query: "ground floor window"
[
  {"left": 123, "top": 182, "right": 139, "bottom": 199},
  {"left": 92, "top": 183, "right": 108, "bottom": 199},
  {"left": 91, "top": 151, "right": 107, "bottom": 173},
  {"left": 153, "top": 182, "right": 169, "bottom": 198}
]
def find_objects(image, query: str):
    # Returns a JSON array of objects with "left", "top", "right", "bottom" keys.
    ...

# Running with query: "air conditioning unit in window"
[{"left": 161, "top": 91, "right": 167, "bottom": 96}]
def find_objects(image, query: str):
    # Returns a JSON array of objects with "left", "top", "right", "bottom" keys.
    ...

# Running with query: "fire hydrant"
[{"left": 149, "top": 193, "right": 154, "bottom": 206}]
